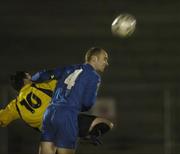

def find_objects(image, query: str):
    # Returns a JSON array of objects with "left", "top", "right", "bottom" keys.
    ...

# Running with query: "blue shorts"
[{"left": 41, "top": 105, "right": 78, "bottom": 149}]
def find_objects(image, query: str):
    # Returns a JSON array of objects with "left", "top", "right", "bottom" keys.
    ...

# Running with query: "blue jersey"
[{"left": 32, "top": 64, "right": 101, "bottom": 112}]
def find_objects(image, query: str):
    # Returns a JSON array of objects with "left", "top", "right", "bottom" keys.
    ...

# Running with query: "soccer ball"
[{"left": 111, "top": 14, "right": 136, "bottom": 37}]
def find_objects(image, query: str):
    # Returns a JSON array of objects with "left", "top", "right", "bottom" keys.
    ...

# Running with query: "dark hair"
[
  {"left": 10, "top": 71, "right": 27, "bottom": 91},
  {"left": 85, "top": 47, "right": 104, "bottom": 62}
]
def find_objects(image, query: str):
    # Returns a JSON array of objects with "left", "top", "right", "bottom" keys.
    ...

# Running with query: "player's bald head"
[{"left": 85, "top": 47, "right": 106, "bottom": 62}]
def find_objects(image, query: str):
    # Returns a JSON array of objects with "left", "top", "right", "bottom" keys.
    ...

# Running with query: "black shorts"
[{"left": 78, "top": 114, "right": 97, "bottom": 137}]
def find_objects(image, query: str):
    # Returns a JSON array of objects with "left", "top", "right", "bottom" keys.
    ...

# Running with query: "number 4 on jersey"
[{"left": 64, "top": 69, "right": 83, "bottom": 90}]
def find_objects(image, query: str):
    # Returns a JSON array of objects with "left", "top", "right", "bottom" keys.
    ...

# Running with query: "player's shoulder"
[
  {"left": 18, "top": 84, "right": 33, "bottom": 97},
  {"left": 19, "top": 84, "right": 32, "bottom": 92},
  {"left": 64, "top": 64, "right": 88, "bottom": 74},
  {"left": 63, "top": 64, "right": 82, "bottom": 73},
  {"left": 65, "top": 64, "right": 100, "bottom": 80},
  {"left": 33, "top": 80, "right": 57, "bottom": 90},
  {"left": 69, "top": 64, "right": 83, "bottom": 70},
  {"left": 82, "top": 64, "right": 100, "bottom": 81}
]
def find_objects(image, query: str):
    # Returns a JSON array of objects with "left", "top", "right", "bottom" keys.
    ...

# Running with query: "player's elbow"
[{"left": 0, "top": 112, "right": 11, "bottom": 127}]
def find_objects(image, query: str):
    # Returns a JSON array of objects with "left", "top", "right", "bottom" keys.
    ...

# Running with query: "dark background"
[{"left": 0, "top": 0, "right": 180, "bottom": 154}]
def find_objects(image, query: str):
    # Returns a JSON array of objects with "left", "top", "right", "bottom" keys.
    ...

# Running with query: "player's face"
[
  {"left": 23, "top": 73, "right": 32, "bottom": 85},
  {"left": 95, "top": 50, "right": 109, "bottom": 72}
]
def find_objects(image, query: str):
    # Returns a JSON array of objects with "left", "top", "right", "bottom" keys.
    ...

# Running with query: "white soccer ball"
[{"left": 111, "top": 14, "right": 136, "bottom": 37}]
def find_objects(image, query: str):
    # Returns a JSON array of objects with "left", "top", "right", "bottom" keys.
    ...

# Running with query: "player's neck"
[{"left": 86, "top": 62, "right": 97, "bottom": 71}]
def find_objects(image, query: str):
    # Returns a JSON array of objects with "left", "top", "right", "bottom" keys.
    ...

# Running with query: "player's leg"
[
  {"left": 54, "top": 109, "right": 78, "bottom": 154},
  {"left": 78, "top": 114, "right": 114, "bottom": 145},
  {"left": 78, "top": 114, "right": 114, "bottom": 138},
  {"left": 56, "top": 147, "right": 75, "bottom": 154},
  {"left": 39, "top": 106, "right": 57, "bottom": 154},
  {"left": 88, "top": 117, "right": 113, "bottom": 145},
  {"left": 39, "top": 141, "right": 56, "bottom": 154},
  {"left": 89, "top": 117, "right": 114, "bottom": 133}
]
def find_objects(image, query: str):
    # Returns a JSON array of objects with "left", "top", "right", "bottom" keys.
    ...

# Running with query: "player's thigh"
[
  {"left": 41, "top": 106, "right": 57, "bottom": 142},
  {"left": 57, "top": 147, "right": 75, "bottom": 154},
  {"left": 78, "top": 114, "right": 96, "bottom": 137},
  {"left": 39, "top": 141, "right": 56, "bottom": 154},
  {"left": 54, "top": 109, "right": 78, "bottom": 149}
]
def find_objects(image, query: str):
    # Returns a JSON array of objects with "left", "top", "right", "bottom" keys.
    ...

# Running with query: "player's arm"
[
  {"left": 0, "top": 99, "right": 20, "bottom": 127},
  {"left": 31, "top": 67, "right": 66, "bottom": 82},
  {"left": 81, "top": 75, "right": 101, "bottom": 112}
]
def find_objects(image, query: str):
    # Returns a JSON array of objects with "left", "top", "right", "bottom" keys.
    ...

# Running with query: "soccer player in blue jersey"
[
  {"left": 0, "top": 71, "right": 113, "bottom": 149},
  {"left": 32, "top": 47, "right": 109, "bottom": 154}
]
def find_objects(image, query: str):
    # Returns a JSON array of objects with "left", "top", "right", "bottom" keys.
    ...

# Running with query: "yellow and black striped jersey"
[{"left": 0, "top": 80, "right": 57, "bottom": 130}]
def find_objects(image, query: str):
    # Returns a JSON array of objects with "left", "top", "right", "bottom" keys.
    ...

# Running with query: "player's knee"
[
  {"left": 57, "top": 148, "right": 75, "bottom": 154},
  {"left": 89, "top": 122, "right": 112, "bottom": 137},
  {"left": 91, "top": 118, "right": 114, "bottom": 130},
  {"left": 39, "top": 142, "right": 56, "bottom": 154}
]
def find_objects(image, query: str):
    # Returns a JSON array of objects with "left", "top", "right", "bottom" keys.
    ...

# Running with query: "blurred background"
[{"left": 0, "top": 0, "right": 180, "bottom": 154}]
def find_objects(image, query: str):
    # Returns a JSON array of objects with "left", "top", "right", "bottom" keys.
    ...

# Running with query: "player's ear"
[{"left": 91, "top": 55, "right": 98, "bottom": 63}]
